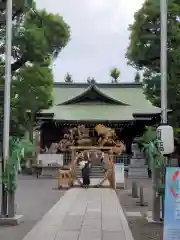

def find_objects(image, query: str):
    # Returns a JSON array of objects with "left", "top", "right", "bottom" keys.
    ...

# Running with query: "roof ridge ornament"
[
  {"left": 90, "top": 81, "right": 96, "bottom": 86},
  {"left": 87, "top": 78, "right": 96, "bottom": 86}
]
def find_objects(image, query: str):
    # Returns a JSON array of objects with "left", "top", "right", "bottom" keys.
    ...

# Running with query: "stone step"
[
  {"left": 76, "top": 169, "right": 104, "bottom": 173},
  {"left": 75, "top": 165, "right": 105, "bottom": 178},
  {"left": 76, "top": 175, "right": 104, "bottom": 178},
  {"left": 76, "top": 171, "right": 104, "bottom": 176}
]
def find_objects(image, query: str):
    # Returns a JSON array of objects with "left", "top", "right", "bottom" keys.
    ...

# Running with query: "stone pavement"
[
  {"left": 22, "top": 188, "right": 134, "bottom": 240},
  {"left": 0, "top": 176, "right": 65, "bottom": 240},
  {"left": 74, "top": 178, "right": 110, "bottom": 187}
]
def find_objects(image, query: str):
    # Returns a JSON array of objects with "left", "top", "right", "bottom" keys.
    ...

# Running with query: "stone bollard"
[
  {"left": 124, "top": 170, "right": 128, "bottom": 189},
  {"left": 136, "top": 184, "right": 148, "bottom": 206},
  {"left": 132, "top": 181, "right": 138, "bottom": 198},
  {"left": 139, "top": 185, "right": 144, "bottom": 206},
  {"left": 124, "top": 170, "right": 128, "bottom": 179}
]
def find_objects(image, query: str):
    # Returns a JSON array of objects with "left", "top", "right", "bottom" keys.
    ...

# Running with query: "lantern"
[{"left": 157, "top": 125, "right": 174, "bottom": 154}]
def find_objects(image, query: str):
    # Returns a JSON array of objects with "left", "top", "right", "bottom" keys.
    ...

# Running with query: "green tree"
[
  {"left": 110, "top": 68, "right": 120, "bottom": 83},
  {"left": 0, "top": 2, "right": 70, "bottom": 76},
  {"left": 65, "top": 72, "right": 73, "bottom": 83},
  {"left": 11, "top": 64, "right": 53, "bottom": 141},
  {"left": 134, "top": 71, "right": 140, "bottom": 83},
  {"left": 0, "top": 0, "right": 30, "bottom": 27},
  {"left": 126, "top": 0, "right": 180, "bottom": 127},
  {"left": 0, "top": 2, "right": 70, "bottom": 137}
]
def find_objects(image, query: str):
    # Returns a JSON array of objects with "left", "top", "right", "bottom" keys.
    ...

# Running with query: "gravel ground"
[
  {"left": 0, "top": 175, "right": 66, "bottom": 240},
  {"left": 116, "top": 178, "right": 163, "bottom": 240}
]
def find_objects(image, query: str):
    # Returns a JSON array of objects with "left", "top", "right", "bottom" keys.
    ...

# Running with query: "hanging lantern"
[{"left": 157, "top": 125, "right": 174, "bottom": 154}]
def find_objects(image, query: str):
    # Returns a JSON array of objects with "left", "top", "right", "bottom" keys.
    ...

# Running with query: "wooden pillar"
[
  {"left": 112, "top": 154, "right": 115, "bottom": 189},
  {"left": 108, "top": 150, "right": 115, "bottom": 188},
  {"left": 71, "top": 150, "right": 76, "bottom": 167},
  {"left": 70, "top": 150, "right": 76, "bottom": 186}
]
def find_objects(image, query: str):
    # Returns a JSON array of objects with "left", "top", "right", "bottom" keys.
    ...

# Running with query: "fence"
[
  {"left": 62, "top": 152, "right": 132, "bottom": 167},
  {"left": 63, "top": 152, "right": 72, "bottom": 166},
  {"left": 114, "top": 153, "right": 132, "bottom": 166}
]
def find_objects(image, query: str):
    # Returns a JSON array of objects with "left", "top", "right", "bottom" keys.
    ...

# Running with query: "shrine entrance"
[
  {"left": 57, "top": 146, "right": 124, "bottom": 189},
  {"left": 57, "top": 124, "right": 124, "bottom": 189},
  {"left": 70, "top": 146, "right": 123, "bottom": 188}
]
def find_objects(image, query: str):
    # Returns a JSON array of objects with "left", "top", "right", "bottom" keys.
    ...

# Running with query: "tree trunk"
[
  {"left": 28, "top": 127, "right": 33, "bottom": 143},
  {"left": 26, "top": 112, "right": 35, "bottom": 171},
  {"left": 28, "top": 112, "right": 34, "bottom": 143}
]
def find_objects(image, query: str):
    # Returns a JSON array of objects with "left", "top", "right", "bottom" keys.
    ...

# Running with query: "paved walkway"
[
  {"left": 74, "top": 178, "right": 110, "bottom": 187},
  {"left": 22, "top": 188, "right": 134, "bottom": 240},
  {"left": 0, "top": 176, "right": 65, "bottom": 240}
]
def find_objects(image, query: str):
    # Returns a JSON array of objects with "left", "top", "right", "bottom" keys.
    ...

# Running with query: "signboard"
[
  {"left": 114, "top": 163, "right": 124, "bottom": 189},
  {"left": 157, "top": 125, "right": 174, "bottom": 154},
  {"left": 164, "top": 167, "right": 180, "bottom": 240}
]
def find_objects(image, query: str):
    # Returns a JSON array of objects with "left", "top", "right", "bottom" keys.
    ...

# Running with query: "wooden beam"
[{"left": 70, "top": 146, "right": 114, "bottom": 150}]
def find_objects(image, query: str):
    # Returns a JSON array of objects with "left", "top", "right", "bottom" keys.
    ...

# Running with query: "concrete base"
[
  {"left": 0, "top": 214, "right": 24, "bottom": 226},
  {"left": 145, "top": 211, "right": 163, "bottom": 224},
  {"left": 146, "top": 217, "right": 163, "bottom": 224},
  {"left": 136, "top": 201, "right": 148, "bottom": 207}
]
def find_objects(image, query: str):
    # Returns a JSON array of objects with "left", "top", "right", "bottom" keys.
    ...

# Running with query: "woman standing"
[{"left": 82, "top": 161, "right": 91, "bottom": 188}]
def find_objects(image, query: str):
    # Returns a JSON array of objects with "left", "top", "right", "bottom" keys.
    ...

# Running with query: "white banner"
[{"left": 115, "top": 163, "right": 124, "bottom": 189}]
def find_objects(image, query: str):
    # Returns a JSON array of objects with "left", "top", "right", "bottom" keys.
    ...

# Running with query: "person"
[
  {"left": 100, "top": 152, "right": 105, "bottom": 171},
  {"left": 100, "top": 152, "right": 104, "bottom": 164},
  {"left": 81, "top": 160, "right": 91, "bottom": 188}
]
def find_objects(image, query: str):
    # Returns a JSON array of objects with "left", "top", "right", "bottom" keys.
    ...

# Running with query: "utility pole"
[
  {"left": 1, "top": 0, "right": 13, "bottom": 217},
  {"left": 0, "top": 89, "right": 5, "bottom": 216},
  {"left": 160, "top": 0, "right": 168, "bottom": 124},
  {"left": 160, "top": 0, "right": 168, "bottom": 221},
  {"left": 151, "top": 0, "right": 168, "bottom": 222},
  {"left": 152, "top": 0, "right": 168, "bottom": 223}
]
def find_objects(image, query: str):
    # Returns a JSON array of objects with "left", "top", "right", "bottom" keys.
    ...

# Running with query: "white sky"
[{"left": 36, "top": 0, "right": 145, "bottom": 83}]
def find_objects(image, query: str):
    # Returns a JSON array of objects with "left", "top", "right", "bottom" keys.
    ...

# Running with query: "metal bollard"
[{"left": 132, "top": 181, "right": 138, "bottom": 198}]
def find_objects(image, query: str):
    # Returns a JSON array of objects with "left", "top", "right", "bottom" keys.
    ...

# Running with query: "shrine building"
[{"left": 37, "top": 82, "right": 161, "bottom": 166}]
